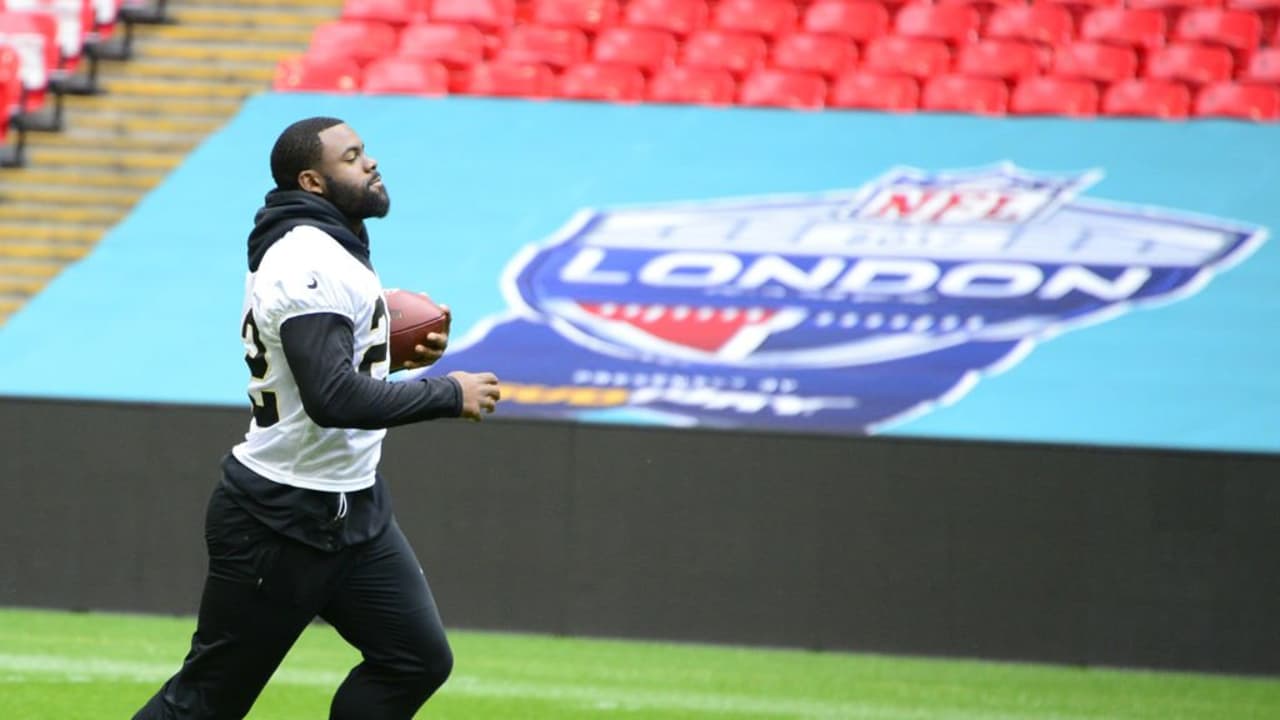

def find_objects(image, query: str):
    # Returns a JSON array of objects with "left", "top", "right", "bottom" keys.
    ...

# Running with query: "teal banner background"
[{"left": 0, "top": 93, "right": 1275, "bottom": 453}]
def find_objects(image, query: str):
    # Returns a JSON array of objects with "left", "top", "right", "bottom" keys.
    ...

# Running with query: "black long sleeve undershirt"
[{"left": 280, "top": 312, "right": 461, "bottom": 429}]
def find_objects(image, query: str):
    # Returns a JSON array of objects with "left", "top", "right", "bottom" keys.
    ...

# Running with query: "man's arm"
[{"left": 280, "top": 312, "right": 461, "bottom": 429}]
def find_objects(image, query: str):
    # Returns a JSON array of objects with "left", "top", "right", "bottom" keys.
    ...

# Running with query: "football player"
[{"left": 133, "top": 117, "right": 501, "bottom": 720}]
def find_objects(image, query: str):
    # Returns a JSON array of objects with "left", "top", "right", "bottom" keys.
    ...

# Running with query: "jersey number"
[
  {"left": 241, "top": 311, "right": 279, "bottom": 428},
  {"left": 358, "top": 296, "right": 389, "bottom": 376}
]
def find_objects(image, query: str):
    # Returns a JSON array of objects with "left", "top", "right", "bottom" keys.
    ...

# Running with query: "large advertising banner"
[
  {"left": 414, "top": 165, "right": 1263, "bottom": 434},
  {"left": 0, "top": 94, "right": 1275, "bottom": 453}
]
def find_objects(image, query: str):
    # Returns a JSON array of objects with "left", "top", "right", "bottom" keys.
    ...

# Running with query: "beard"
[{"left": 323, "top": 173, "right": 390, "bottom": 221}]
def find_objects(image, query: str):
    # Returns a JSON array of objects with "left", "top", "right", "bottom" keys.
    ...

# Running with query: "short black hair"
[{"left": 270, "top": 116, "right": 345, "bottom": 190}]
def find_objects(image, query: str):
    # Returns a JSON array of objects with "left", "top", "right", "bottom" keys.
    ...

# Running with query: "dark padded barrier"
[{"left": 2, "top": 397, "right": 1277, "bottom": 675}]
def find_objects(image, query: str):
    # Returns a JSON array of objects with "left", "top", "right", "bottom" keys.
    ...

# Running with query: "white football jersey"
[{"left": 231, "top": 226, "right": 390, "bottom": 492}]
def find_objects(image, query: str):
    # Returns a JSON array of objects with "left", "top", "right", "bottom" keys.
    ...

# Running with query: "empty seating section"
[
  {"left": 0, "top": 10, "right": 59, "bottom": 111},
  {"left": 272, "top": 0, "right": 1280, "bottom": 120},
  {"left": 0, "top": 43, "right": 18, "bottom": 148},
  {"left": 0, "top": 0, "right": 163, "bottom": 167}
]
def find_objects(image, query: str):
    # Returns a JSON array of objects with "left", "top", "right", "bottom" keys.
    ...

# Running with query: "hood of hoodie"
[{"left": 247, "top": 189, "right": 373, "bottom": 272}]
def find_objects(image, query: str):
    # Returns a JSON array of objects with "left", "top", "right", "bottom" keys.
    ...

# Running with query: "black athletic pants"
[{"left": 133, "top": 485, "right": 452, "bottom": 720}]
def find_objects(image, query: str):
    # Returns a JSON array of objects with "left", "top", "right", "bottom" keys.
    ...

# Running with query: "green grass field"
[{"left": 2, "top": 608, "right": 1278, "bottom": 719}]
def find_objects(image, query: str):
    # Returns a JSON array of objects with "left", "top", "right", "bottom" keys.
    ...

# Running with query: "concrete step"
[
  {"left": 0, "top": 204, "right": 127, "bottom": 223},
  {"left": 171, "top": 7, "right": 336, "bottom": 25},
  {"left": 0, "top": 225, "right": 102, "bottom": 244},
  {"left": 0, "top": 185, "right": 142, "bottom": 207},
  {"left": 1, "top": 168, "right": 165, "bottom": 189},
  {"left": 175, "top": 0, "right": 342, "bottom": 8},
  {"left": 101, "top": 78, "right": 264, "bottom": 99},
  {"left": 0, "top": 277, "right": 49, "bottom": 294},
  {"left": 69, "top": 114, "right": 224, "bottom": 135},
  {"left": 104, "top": 60, "right": 277, "bottom": 83},
  {"left": 141, "top": 23, "right": 314, "bottom": 45},
  {"left": 0, "top": 297, "right": 23, "bottom": 319},
  {"left": 0, "top": 260, "right": 65, "bottom": 279},
  {"left": 0, "top": 243, "right": 93, "bottom": 260},
  {"left": 32, "top": 129, "right": 206, "bottom": 153},
  {"left": 25, "top": 148, "right": 182, "bottom": 171},
  {"left": 67, "top": 93, "right": 245, "bottom": 116},
  {"left": 136, "top": 41, "right": 308, "bottom": 64}
]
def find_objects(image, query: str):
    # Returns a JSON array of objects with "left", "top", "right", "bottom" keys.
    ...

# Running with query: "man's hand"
[
  {"left": 448, "top": 371, "right": 501, "bottom": 421},
  {"left": 400, "top": 304, "right": 450, "bottom": 370}
]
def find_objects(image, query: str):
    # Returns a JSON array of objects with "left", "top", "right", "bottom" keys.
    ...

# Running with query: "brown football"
[{"left": 384, "top": 289, "right": 450, "bottom": 370}]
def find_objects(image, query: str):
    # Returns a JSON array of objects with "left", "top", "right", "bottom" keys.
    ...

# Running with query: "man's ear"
[{"left": 298, "top": 169, "right": 325, "bottom": 195}]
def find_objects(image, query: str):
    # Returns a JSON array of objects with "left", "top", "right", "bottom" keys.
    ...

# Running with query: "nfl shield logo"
[{"left": 421, "top": 165, "right": 1265, "bottom": 433}]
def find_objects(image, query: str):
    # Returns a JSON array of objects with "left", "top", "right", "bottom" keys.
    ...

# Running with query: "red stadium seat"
[
  {"left": 802, "top": 1, "right": 891, "bottom": 44},
  {"left": 1194, "top": 81, "right": 1280, "bottom": 118},
  {"left": 532, "top": 0, "right": 621, "bottom": 32},
  {"left": 309, "top": 20, "right": 399, "bottom": 65},
  {"left": 1230, "top": 0, "right": 1280, "bottom": 41},
  {"left": 591, "top": 26, "right": 677, "bottom": 71},
  {"left": 985, "top": 5, "right": 1075, "bottom": 46},
  {"left": 1041, "top": 0, "right": 1124, "bottom": 15},
  {"left": 862, "top": 35, "right": 951, "bottom": 80},
  {"left": 1173, "top": 9, "right": 1263, "bottom": 51},
  {"left": 954, "top": 39, "right": 1043, "bottom": 81},
  {"left": 1129, "top": 0, "right": 1223, "bottom": 32},
  {"left": 828, "top": 71, "right": 919, "bottom": 110},
  {"left": 273, "top": 54, "right": 361, "bottom": 92},
  {"left": 0, "top": 43, "right": 19, "bottom": 112},
  {"left": 894, "top": 3, "right": 981, "bottom": 45},
  {"left": 496, "top": 25, "right": 589, "bottom": 69},
  {"left": 1146, "top": 42, "right": 1234, "bottom": 85},
  {"left": 361, "top": 56, "right": 448, "bottom": 94},
  {"left": 623, "top": 0, "right": 709, "bottom": 36},
  {"left": 937, "top": 0, "right": 1025, "bottom": 20},
  {"left": 1010, "top": 76, "right": 1100, "bottom": 115},
  {"left": 1101, "top": 78, "right": 1191, "bottom": 117},
  {"left": 680, "top": 29, "right": 768, "bottom": 75},
  {"left": 1239, "top": 47, "right": 1280, "bottom": 84},
  {"left": 921, "top": 73, "right": 1008, "bottom": 114},
  {"left": 342, "top": 0, "right": 424, "bottom": 25},
  {"left": 1128, "top": 0, "right": 1222, "bottom": 13},
  {"left": 711, "top": 0, "right": 798, "bottom": 38},
  {"left": 460, "top": 61, "right": 556, "bottom": 96},
  {"left": 558, "top": 61, "right": 645, "bottom": 100},
  {"left": 0, "top": 10, "right": 59, "bottom": 100},
  {"left": 1054, "top": 42, "right": 1136, "bottom": 85},
  {"left": 90, "top": 0, "right": 123, "bottom": 39},
  {"left": 1080, "top": 8, "right": 1168, "bottom": 48},
  {"left": 1227, "top": 0, "right": 1280, "bottom": 35},
  {"left": 0, "top": 43, "right": 22, "bottom": 159},
  {"left": 739, "top": 67, "right": 827, "bottom": 108},
  {"left": 5, "top": 0, "right": 92, "bottom": 66},
  {"left": 397, "top": 22, "right": 485, "bottom": 66},
  {"left": 0, "top": 115, "right": 12, "bottom": 166},
  {"left": 646, "top": 64, "right": 736, "bottom": 103},
  {"left": 1052, "top": 42, "right": 1137, "bottom": 83},
  {"left": 770, "top": 32, "right": 858, "bottom": 77},
  {"left": 427, "top": 0, "right": 516, "bottom": 30}
]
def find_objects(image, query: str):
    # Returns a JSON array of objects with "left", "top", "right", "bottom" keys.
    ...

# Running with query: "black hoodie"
[
  {"left": 222, "top": 189, "right": 462, "bottom": 551},
  {"left": 247, "top": 189, "right": 372, "bottom": 272}
]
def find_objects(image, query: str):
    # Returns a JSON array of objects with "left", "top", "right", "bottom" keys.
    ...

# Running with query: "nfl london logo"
[{"left": 426, "top": 165, "right": 1265, "bottom": 434}]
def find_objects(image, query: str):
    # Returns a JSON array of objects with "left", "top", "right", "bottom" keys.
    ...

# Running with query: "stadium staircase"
[{"left": 0, "top": 0, "right": 344, "bottom": 324}]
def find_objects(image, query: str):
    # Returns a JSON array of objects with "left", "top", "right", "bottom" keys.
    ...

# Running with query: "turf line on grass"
[{"left": 0, "top": 651, "right": 1101, "bottom": 720}]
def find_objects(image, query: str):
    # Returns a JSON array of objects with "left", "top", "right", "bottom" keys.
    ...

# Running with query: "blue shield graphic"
[{"left": 409, "top": 165, "right": 1265, "bottom": 434}]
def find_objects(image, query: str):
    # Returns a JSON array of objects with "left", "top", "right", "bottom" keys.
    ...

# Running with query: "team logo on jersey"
[{"left": 423, "top": 165, "right": 1265, "bottom": 434}]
